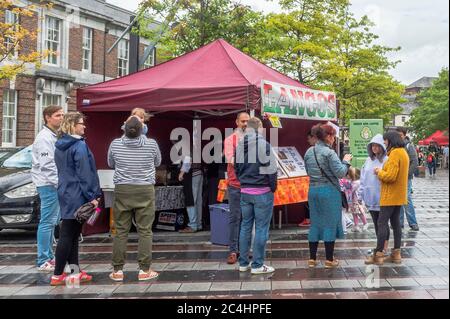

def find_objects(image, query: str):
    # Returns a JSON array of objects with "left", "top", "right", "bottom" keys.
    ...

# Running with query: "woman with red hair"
[{"left": 304, "top": 124, "right": 353, "bottom": 268}]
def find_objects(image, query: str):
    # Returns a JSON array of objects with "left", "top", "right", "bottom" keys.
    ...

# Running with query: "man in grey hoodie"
[
  {"left": 107, "top": 116, "right": 161, "bottom": 282},
  {"left": 396, "top": 128, "right": 419, "bottom": 231},
  {"left": 31, "top": 105, "right": 64, "bottom": 271}
]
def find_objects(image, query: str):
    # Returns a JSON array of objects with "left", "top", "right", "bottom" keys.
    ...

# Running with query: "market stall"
[{"left": 76, "top": 39, "right": 337, "bottom": 233}]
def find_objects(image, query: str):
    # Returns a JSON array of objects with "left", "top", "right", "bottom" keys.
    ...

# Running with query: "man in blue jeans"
[
  {"left": 223, "top": 112, "right": 249, "bottom": 264},
  {"left": 235, "top": 117, "right": 277, "bottom": 275},
  {"left": 31, "top": 105, "right": 64, "bottom": 271},
  {"left": 397, "top": 128, "right": 419, "bottom": 231}
]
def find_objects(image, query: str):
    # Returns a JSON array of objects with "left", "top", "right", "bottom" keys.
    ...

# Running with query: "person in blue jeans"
[
  {"left": 235, "top": 117, "right": 278, "bottom": 275},
  {"left": 396, "top": 128, "right": 419, "bottom": 231},
  {"left": 31, "top": 105, "right": 64, "bottom": 271}
]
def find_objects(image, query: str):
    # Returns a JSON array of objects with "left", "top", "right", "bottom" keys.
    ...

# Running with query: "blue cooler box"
[{"left": 209, "top": 204, "right": 230, "bottom": 246}]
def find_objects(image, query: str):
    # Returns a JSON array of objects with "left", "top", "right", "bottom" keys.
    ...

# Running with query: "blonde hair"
[
  {"left": 131, "top": 108, "right": 150, "bottom": 122},
  {"left": 347, "top": 167, "right": 360, "bottom": 181},
  {"left": 59, "top": 112, "right": 85, "bottom": 137}
]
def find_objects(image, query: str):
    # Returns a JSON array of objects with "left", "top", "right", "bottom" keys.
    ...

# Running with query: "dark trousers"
[
  {"left": 309, "top": 242, "right": 335, "bottom": 261},
  {"left": 376, "top": 206, "right": 402, "bottom": 252},
  {"left": 54, "top": 219, "right": 82, "bottom": 275},
  {"left": 428, "top": 160, "right": 437, "bottom": 175},
  {"left": 369, "top": 210, "right": 390, "bottom": 241},
  {"left": 228, "top": 186, "right": 241, "bottom": 253}
]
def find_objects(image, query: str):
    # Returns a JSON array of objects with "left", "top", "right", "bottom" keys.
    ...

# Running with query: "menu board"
[{"left": 273, "top": 147, "right": 307, "bottom": 178}]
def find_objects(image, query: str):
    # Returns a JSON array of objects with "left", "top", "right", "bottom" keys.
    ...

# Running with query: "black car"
[{"left": 0, "top": 146, "right": 41, "bottom": 231}]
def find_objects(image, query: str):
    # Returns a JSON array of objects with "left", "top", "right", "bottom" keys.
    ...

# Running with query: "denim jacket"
[{"left": 304, "top": 141, "right": 350, "bottom": 186}]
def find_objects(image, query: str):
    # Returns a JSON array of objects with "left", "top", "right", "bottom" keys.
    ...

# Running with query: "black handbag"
[
  {"left": 313, "top": 147, "right": 349, "bottom": 209},
  {"left": 74, "top": 202, "right": 96, "bottom": 224}
]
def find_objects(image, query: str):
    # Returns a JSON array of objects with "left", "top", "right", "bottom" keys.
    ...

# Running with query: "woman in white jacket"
[{"left": 359, "top": 134, "right": 390, "bottom": 256}]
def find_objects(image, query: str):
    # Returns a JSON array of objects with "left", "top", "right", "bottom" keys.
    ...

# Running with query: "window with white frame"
[
  {"left": 117, "top": 39, "right": 129, "bottom": 77},
  {"left": 4, "top": 10, "right": 19, "bottom": 57},
  {"left": 143, "top": 46, "right": 155, "bottom": 69},
  {"left": 82, "top": 27, "right": 93, "bottom": 72},
  {"left": 2, "top": 90, "right": 17, "bottom": 147},
  {"left": 45, "top": 16, "right": 62, "bottom": 65}
]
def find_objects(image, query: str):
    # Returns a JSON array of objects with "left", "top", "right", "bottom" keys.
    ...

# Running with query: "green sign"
[
  {"left": 261, "top": 80, "right": 337, "bottom": 121},
  {"left": 349, "top": 119, "right": 384, "bottom": 168}
]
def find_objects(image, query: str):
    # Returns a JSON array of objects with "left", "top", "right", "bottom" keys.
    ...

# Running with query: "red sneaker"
[
  {"left": 298, "top": 219, "right": 311, "bottom": 227},
  {"left": 77, "top": 271, "right": 93, "bottom": 283},
  {"left": 50, "top": 273, "right": 67, "bottom": 286}
]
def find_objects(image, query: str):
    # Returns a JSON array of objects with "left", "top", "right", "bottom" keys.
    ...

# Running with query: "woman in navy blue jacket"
[{"left": 51, "top": 112, "right": 101, "bottom": 286}]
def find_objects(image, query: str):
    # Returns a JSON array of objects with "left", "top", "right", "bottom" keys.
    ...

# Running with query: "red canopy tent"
[
  {"left": 77, "top": 39, "right": 307, "bottom": 113},
  {"left": 77, "top": 39, "right": 320, "bottom": 225},
  {"left": 418, "top": 130, "right": 449, "bottom": 146}
]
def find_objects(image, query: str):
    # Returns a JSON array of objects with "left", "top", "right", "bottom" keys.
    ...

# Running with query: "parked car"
[
  {"left": 0, "top": 147, "right": 24, "bottom": 166},
  {"left": 0, "top": 146, "right": 41, "bottom": 231}
]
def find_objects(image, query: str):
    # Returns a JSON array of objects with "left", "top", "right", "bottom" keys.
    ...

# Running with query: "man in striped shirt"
[{"left": 107, "top": 116, "right": 162, "bottom": 282}]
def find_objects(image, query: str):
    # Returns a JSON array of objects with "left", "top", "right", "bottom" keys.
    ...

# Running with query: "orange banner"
[{"left": 217, "top": 177, "right": 309, "bottom": 206}]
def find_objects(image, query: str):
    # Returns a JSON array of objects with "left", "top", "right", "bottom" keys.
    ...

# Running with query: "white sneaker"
[
  {"left": 37, "top": 261, "right": 55, "bottom": 272},
  {"left": 251, "top": 264, "right": 275, "bottom": 275},
  {"left": 352, "top": 226, "right": 361, "bottom": 232},
  {"left": 362, "top": 224, "right": 370, "bottom": 231},
  {"left": 109, "top": 270, "right": 124, "bottom": 282},
  {"left": 239, "top": 264, "right": 251, "bottom": 272}
]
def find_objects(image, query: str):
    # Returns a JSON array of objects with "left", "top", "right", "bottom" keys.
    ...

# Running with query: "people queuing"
[
  {"left": 31, "top": 105, "right": 64, "bottom": 272},
  {"left": 51, "top": 112, "right": 102, "bottom": 286},
  {"left": 32, "top": 103, "right": 429, "bottom": 287},
  {"left": 366, "top": 131, "right": 409, "bottom": 265},
  {"left": 360, "top": 134, "right": 390, "bottom": 256},
  {"left": 304, "top": 124, "right": 353, "bottom": 268},
  {"left": 235, "top": 117, "right": 278, "bottom": 274},
  {"left": 223, "top": 112, "right": 249, "bottom": 264},
  {"left": 108, "top": 116, "right": 161, "bottom": 281}
]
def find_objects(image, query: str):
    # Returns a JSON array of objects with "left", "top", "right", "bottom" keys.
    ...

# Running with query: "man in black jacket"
[
  {"left": 235, "top": 117, "right": 277, "bottom": 275},
  {"left": 396, "top": 128, "right": 419, "bottom": 231}
]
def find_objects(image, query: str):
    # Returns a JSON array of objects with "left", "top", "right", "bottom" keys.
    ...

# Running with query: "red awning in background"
[
  {"left": 77, "top": 39, "right": 308, "bottom": 113},
  {"left": 418, "top": 130, "right": 449, "bottom": 146}
]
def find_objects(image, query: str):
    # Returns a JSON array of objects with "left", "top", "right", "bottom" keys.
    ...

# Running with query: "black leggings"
[
  {"left": 369, "top": 211, "right": 390, "bottom": 241},
  {"left": 54, "top": 219, "right": 82, "bottom": 275},
  {"left": 376, "top": 206, "right": 402, "bottom": 252},
  {"left": 309, "top": 241, "right": 335, "bottom": 261}
]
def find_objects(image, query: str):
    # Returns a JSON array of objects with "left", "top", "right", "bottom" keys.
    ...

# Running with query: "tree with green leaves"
[
  {"left": 409, "top": 68, "right": 449, "bottom": 141},
  {"left": 0, "top": 0, "right": 52, "bottom": 80},
  {"left": 248, "top": 0, "right": 404, "bottom": 126},
  {"left": 136, "top": 0, "right": 263, "bottom": 61}
]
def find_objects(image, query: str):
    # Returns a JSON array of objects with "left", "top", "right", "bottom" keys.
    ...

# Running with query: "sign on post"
[
  {"left": 261, "top": 80, "right": 337, "bottom": 121},
  {"left": 349, "top": 119, "right": 384, "bottom": 168}
]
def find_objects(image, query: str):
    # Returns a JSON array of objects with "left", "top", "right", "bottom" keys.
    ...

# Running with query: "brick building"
[{"left": 1, "top": 0, "right": 157, "bottom": 147}]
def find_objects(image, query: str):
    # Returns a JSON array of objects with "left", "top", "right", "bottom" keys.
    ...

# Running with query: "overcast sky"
[{"left": 107, "top": 0, "right": 449, "bottom": 85}]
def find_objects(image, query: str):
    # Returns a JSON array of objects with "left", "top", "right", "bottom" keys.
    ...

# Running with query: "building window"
[
  {"left": 4, "top": 10, "right": 19, "bottom": 57},
  {"left": 2, "top": 90, "right": 17, "bottom": 147},
  {"left": 117, "top": 39, "right": 129, "bottom": 77},
  {"left": 402, "top": 116, "right": 406, "bottom": 123},
  {"left": 82, "top": 27, "right": 93, "bottom": 72},
  {"left": 45, "top": 16, "right": 62, "bottom": 65},
  {"left": 143, "top": 47, "right": 155, "bottom": 69}
]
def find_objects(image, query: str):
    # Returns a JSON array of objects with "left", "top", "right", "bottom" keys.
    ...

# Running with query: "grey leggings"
[{"left": 376, "top": 206, "right": 402, "bottom": 252}]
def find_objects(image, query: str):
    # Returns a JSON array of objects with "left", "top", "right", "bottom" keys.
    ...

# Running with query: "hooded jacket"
[
  {"left": 55, "top": 134, "right": 101, "bottom": 220},
  {"left": 359, "top": 134, "right": 388, "bottom": 211},
  {"left": 108, "top": 135, "right": 161, "bottom": 185},
  {"left": 234, "top": 132, "right": 278, "bottom": 192}
]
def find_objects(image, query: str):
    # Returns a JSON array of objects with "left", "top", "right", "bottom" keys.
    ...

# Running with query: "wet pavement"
[{"left": 0, "top": 171, "right": 448, "bottom": 299}]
